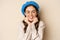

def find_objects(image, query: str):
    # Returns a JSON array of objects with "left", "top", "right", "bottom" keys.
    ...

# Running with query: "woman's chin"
[{"left": 28, "top": 19, "right": 33, "bottom": 22}]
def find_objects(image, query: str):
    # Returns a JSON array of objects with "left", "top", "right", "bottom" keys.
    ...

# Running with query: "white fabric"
[{"left": 17, "top": 21, "right": 45, "bottom": 40}]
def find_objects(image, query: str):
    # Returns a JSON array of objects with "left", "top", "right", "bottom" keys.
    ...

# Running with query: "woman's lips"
[
  {"left": 28, "top": 16, "right": 33, "bottom": 21},
  {"left": 29, "top": 16, "right": 33, "bottom": 19}
]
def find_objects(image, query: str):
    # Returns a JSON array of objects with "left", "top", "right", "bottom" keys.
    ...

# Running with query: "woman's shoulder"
[
  {"left": 18, "top": 20, "right": 25, "bottom": 29},
  {"left": 39, "top": 20, "right": 45, "bottom": 29},
  {"left": 39, "top": 21, "right": 44, "bottom": 25}
]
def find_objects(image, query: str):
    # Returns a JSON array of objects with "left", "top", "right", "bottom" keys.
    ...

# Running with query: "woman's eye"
[
  {"left": 26, "top": 11, "right": 30, "bottom": 14},
  {"left": 32, "top": 11, "right": 36, "bottom": 13}
]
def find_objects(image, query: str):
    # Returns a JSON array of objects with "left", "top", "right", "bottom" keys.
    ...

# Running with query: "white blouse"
[{"left": 17, "top": 21, "right": 45, "bottom": 40}]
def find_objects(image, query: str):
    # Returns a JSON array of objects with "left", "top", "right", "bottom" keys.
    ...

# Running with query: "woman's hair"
[
  {"left": 24, "top": 4, "right": 39, "bottom": 14},
  {"left": 22, "top": 5, "right": 40, "bottom": 33}
]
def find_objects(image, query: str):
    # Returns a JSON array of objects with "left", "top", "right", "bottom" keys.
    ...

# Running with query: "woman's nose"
[{"left": 29, "top": 12, "right": 32, "bottom": 16}]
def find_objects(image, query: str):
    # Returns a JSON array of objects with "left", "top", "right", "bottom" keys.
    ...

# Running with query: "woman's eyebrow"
[{"left": 32, "top": 10, "right": 36, "bottom": 11}]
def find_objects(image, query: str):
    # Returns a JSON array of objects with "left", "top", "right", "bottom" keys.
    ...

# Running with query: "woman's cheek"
[
  {"left": 26, "top": 14, "right": 29, "bottom": 17},
  {"left": 27, "top": 15, "right": 30, "bottom": 19},
  {"left": 33, "top": 14, "right": 36, "bottom": 18}
]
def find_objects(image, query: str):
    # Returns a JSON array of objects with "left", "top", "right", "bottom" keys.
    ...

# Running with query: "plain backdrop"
[{"left": 0, "top": 0, "right": 60, "bottom": 40}]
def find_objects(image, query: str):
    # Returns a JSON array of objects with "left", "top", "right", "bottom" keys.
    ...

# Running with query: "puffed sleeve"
[
  {"left": 38, "top": 21, "right": 45, "bottom": 40},
  {"left": 17, "top": 21, "right": 24, "bottom": 40},
  {"left": 17, "top": 21, "right": 32, "bottom": 40}
]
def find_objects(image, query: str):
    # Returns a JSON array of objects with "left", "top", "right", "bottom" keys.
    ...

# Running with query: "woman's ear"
[
  {"left": 24, "top": 13, "right": 26, "bottom": 17},
  {"left": 36, "top": 11, "right": 39, "bottom": 17},
  {"left": 36, "top": 12, "right": 38, "bottom": 17}
]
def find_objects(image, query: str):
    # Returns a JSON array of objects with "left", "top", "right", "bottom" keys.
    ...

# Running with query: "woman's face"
[{"left": 25, "top": 6, "right": 37, "bottom": 22}]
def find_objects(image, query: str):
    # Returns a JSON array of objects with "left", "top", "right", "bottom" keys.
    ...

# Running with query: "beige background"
[{"left": 0, "top": 0, "right": 60, "bottom": 40}]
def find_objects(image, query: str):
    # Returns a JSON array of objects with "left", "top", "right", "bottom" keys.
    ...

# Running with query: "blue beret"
[{"left": 21, "top": 1, "right": 40, "bottom": 15}]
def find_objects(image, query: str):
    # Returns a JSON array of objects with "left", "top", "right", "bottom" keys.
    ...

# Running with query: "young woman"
[{"left": 17, "top": 1, "right": 45, "bottom": 40}]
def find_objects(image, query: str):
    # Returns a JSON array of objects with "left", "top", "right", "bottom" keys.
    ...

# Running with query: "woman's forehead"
[{"left": 25, "top": 6, "right": 36, "bottom": 11}]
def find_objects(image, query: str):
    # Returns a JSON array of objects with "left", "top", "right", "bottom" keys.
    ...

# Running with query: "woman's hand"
[
  {"left": 24, "top": 17, "right": 38, "bottom": 24},
  {"left": 24, "top": 17, "right": 31, "bottom": 24},
  {"left": 32, "top": 17, "right": 38, "bottom": 24}
]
